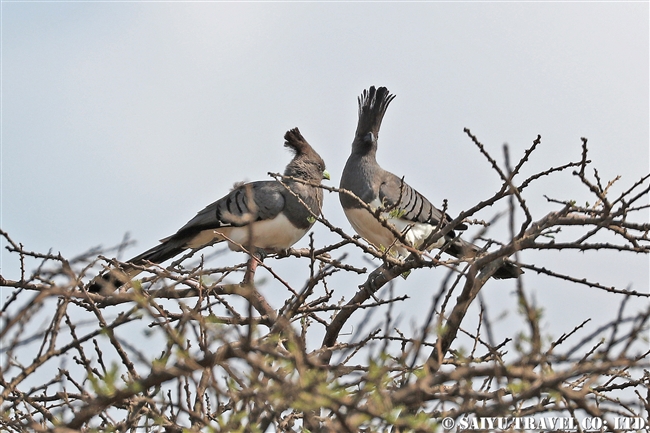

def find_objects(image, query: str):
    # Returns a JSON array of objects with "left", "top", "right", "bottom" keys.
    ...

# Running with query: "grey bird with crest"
[
  {"left": 339, "top": 86, "right": 520, "bottom": 279},
  {"left": 90, "top": 128, "right": 329, "bottom": 293}
]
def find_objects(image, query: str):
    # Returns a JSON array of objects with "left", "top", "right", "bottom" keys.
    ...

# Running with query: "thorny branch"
[{"left": 1, "top": 134, "right": 648, "bottom": 432}]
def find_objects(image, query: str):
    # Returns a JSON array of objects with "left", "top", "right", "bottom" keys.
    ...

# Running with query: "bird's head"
[
  {"left": 363, "top": 132, "right": 376, "bottom": 145},
  {"left": 283, "top": 128, "right": 329, "bottom": 183}
]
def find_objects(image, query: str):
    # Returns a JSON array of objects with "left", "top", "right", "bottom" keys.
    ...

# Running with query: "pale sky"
[{"left": 1, "top": 2, "right": 648, "bottom": 345}]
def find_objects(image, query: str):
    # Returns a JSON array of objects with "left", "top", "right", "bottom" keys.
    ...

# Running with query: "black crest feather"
[
  {"left": 284, "top": 127, "right": 310, "bottom": 155},
  {"left": 355, "top": 86, "right": 396, "bottom": 139}
]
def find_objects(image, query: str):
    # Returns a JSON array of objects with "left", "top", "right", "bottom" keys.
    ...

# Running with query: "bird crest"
[
  {"left": 284, "top": 127, "right": 312, "bottom": 156},
  {"left": 355, "top": 86, "right": 396, "bottom": 140}
]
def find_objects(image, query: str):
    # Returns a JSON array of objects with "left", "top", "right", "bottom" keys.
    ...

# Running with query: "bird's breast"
[
  {"left": 343, "top": 200, "right": 445, "bottom": 258},
  {"left": 186, "top": 214, "right": 308, "bottom": 252}
]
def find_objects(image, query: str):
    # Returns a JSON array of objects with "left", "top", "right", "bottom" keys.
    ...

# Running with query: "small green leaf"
[
  {"left": 306, "top": 215, "right": 316, "bottom": 224},
  {"left": 388, "top": 208, "right": 406, "bottom": 219}
]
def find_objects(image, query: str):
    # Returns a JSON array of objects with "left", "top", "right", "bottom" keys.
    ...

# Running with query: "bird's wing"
[
  {"left": 175, "top": 181, "right": 286, "bottom": 235},
  {"left": 378, "top": 171, "right": 465, "bottom": 231}
]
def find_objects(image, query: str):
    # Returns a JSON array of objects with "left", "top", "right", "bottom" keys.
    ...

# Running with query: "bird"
[
  {"left": 339, "top": 86, "right": 521, "bottom": 279},
  {"left": 89, "top": 128, "right": 330, "bottom": 294}
]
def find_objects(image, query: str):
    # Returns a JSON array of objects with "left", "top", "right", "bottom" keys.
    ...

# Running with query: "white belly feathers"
[
  {"left": 343, "top": 198, "right": 445, "bottom": 258},
  {"left": 185, "top": 213, "right": 307, "bottom": 252}
]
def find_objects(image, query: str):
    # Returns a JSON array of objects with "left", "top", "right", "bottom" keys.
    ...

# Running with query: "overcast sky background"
[{"left": 1, "top": 2, "right": 648, "bottom": 349}]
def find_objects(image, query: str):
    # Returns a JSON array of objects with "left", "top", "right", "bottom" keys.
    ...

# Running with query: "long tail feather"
[
  {"left": 87, "top": 236, "right": 189, "bottom": 293},
  {"left": 446, "top": 238, "right": 523, "bottom": 279},
  {"left": 127, "top": 236, "right": 188, "bottom": 266}
]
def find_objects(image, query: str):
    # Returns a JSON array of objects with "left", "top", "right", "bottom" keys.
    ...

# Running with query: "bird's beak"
[{"left": 322, "top": 170, "right": 331, "bottom": 181}]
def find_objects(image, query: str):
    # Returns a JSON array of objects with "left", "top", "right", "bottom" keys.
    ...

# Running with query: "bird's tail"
[
  {"left": 446, "top": 238, "right": 523, "bottom": 280},
  {"left": 355, "top": 86, "right": 396, "bottom": 139},
  {"left": 127, "top": 235, "right": 188, "bottom": 266},
  {"left": 491, "top": 261, "right": 523, "bottom": 280},
  {"left": 87, "top": 266, "right": 138, "bottom": 294},
  {"left": 87, "top": 235, "right": 189, "bottom": 293}
]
